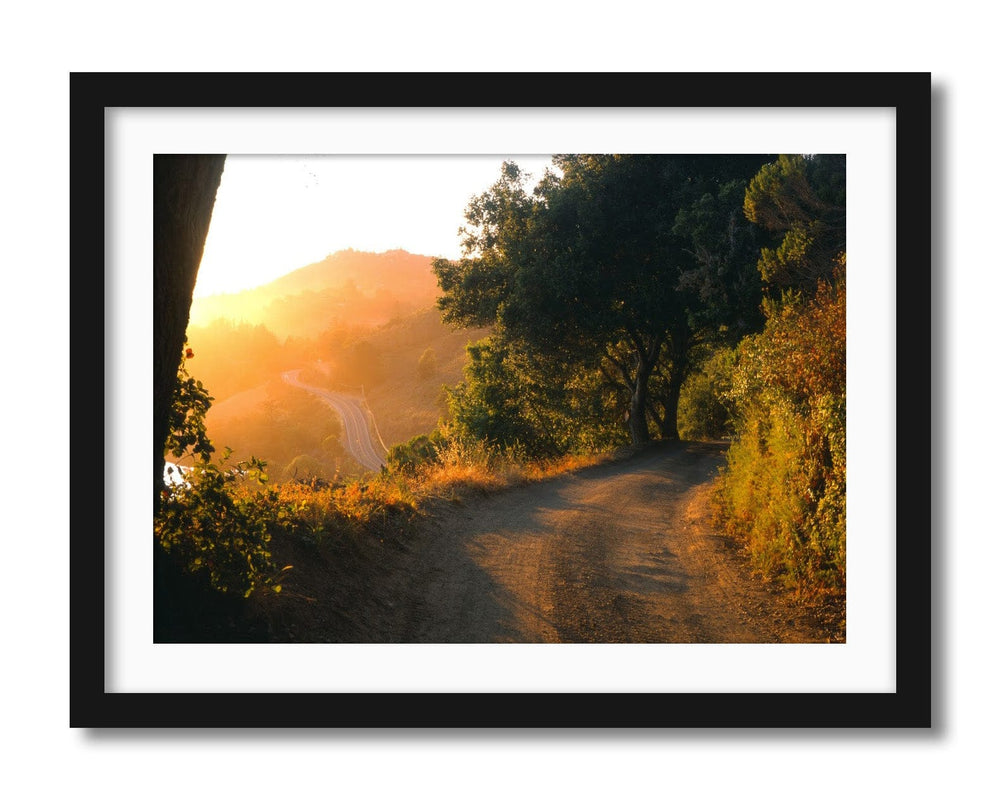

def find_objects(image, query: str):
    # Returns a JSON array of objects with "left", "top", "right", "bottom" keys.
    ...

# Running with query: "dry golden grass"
[
  {"left": 405, "top": 442, "right": 612, "bottom": 505},
  {"left": 270, "top": 440, "right": 613, "bottom": 544}
]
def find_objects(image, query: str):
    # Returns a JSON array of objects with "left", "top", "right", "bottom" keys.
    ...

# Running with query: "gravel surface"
[{"left": 324, "top": 441, "right": 846, "bottom": 644}]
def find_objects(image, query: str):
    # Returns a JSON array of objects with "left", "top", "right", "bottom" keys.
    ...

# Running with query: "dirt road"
[{"left": 347, "top": 441, "right": 843, "bottom": 643}]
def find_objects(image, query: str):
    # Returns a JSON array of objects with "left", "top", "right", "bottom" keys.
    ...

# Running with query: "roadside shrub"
[
  {"left": 156, "top": 453, "right": 290, "bottom": 597},
  {"left": 164, "top": 344, "right": 214, "bottom": 466},
  {"left": 157, "top": 345, "right": 290, "bottom": 598},
  {"left": 712, "top": 275, "right": 846, "bottom": 595},
  {"left": 446, "top": 336, "right": 625, "bottom": 459}
]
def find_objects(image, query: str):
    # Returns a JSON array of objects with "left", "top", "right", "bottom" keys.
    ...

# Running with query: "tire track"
[{"left": 371, "top": 441, "right": 841, "bottom": 643}]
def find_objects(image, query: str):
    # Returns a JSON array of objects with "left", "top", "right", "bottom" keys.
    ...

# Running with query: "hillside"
[
  {"left": 347, "top": 307, "right": 491, "bottom": 447},
  {"left": 189, "top": 249, "right": 440, "bottom": 339},
  {"left": 183, "top": 249, "right": 489, "bottom": 479}
]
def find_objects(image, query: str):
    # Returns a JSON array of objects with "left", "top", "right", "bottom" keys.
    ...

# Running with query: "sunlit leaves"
[
  {"left": 164, "top": 340, "right": 215, "bottom": 464},
  {"left": 157, "top": 344, "right": 287, "bottom": 597},
  {"left": 743, "top": 154, "right": 846, "bottom": 289},
  {"left": 156, "top": 452, "right": 286, "bottom": 596},
  {"left": 713, "top": 274, "right": 846, "bottom": 595}
]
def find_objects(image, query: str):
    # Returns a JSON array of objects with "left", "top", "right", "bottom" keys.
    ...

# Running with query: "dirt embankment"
[{"left": 256, "top": 441, "right": 844, "bottom": 644}]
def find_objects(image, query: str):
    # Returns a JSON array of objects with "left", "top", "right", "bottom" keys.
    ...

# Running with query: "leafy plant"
[
  {"left": 386, "top": 430, "right": 446, "bottom": 473},
  {"left": 156, "top": 344, "right": 289, "bottom": 597},
  {"left": 164, "top": 344, "right": 214, "bottom": 465},
  {"left": 712, "top": 274, "right": 846, "bottom": 595},
  {"left": 416, "top": 347, "right": 438, "bottom": 378},
  {"left": 156, "top": 452, "right": 289, "bottom": 596},
  {"left": 677, "top": 345, "right": 737, "bottom": 440}
]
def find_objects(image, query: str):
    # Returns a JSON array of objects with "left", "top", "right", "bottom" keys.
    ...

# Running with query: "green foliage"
[
  {"left": 386, "top": 430, "right": 447, "bottom": 473},
  {"left": 712, "top": 276, "right": 846, "bottom": 594},
  {"left": 433, "top": 155, "right": 773, "bottom": 447},
  {"left": 743, "top": 154, "right": 846, "bottom": 290},
  {"left": 445, "top": 336, "right": 546, "bottom": 453},
  {"left": 709, "top": 156, "right": 847, "bottom": 598},
  {"left": 157, "top": 345, "right": 288, "bottom": 597},
  {"left": 164, "top": 346, "right": 215, "bottom": 464},
  {"left": 677, "top": 346, "right": 737, "bottom": 440},
  {"left": 444, "top": 335, "right": 626, "bottom": 458},
  {"left": 673, "top": 178, "right": 767, "bottom": 337},
  {"left": 156, "top": 452, "right": 288, "bottom": 597}
]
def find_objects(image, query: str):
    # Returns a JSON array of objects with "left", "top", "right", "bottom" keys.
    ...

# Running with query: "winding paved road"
[{"left": 281, "top": 370, "right": 387, "bottom": 472}]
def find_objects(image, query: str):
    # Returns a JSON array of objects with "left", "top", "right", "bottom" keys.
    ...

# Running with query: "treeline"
[{"left": 419, "top": 153, "right": 846, "bottom": 597}]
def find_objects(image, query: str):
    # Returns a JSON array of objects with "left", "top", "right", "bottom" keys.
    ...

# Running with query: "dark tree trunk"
[
  {"left": 656, "top": 329, "right": 691, "bottom": 441},
  {"left": 659, "top": 378, "right": 682, "bottom": 440},
  {"left": 628, "top": 357, "right": 653, "bottom": 444},
  {"left": 153, "top": 155, "right": 226, "bottom": 516}
]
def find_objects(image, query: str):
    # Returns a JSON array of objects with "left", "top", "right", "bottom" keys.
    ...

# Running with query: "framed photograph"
[{"left": 72, "top": 72, "right": 930, "bottom": 727}]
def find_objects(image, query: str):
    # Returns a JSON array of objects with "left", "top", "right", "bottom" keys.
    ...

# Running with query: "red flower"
[{"left": 185, "top": 348, "right": 194, "bottom": 359}]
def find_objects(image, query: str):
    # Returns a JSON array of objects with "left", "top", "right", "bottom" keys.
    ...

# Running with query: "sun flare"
[{"left": 194, "top": 154, "right": 555, "bottom": 298}]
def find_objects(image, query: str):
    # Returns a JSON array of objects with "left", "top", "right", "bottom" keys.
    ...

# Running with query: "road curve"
[
  {"left": 362, "top": 441, "right": 841, "bottom": 643},
  {"left": 281, "top": 370, "right": 387, "bottom": 472}
]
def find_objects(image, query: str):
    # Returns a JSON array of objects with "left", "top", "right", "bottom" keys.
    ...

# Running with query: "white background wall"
[{"left": 0, "top": 3, "right": 981, "bottom": 797}]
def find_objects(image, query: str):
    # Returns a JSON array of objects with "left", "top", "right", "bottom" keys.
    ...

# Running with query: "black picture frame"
[{"left": 72, "top": 72, "right": 930, "bottom": 728}]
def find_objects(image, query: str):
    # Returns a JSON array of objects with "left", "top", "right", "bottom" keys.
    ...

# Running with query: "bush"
[
  {"left": 386, "top": 430, "right": 446, "bottom": 473},
  {"left": 712, "top": 276, "right": 846, "bottom": 595},
  {"left": 677, "top": 346, "right": 737, "bottom": 440},
  {"left": 445, "top": 336, "right": 625, "bottom": 459},
  {"left": 416, "top": 347, "right": 437, "bottom": 378},
  {"left": 157, "top": 345, "right": 289, "bottom": 598},
  {"left": 156, "top": 453, "right": 289, "bottom": 597}
]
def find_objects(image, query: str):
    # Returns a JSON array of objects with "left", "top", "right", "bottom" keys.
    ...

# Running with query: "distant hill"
[
  {"left": 199, "top": 305, "right": 492, "bottom": 474},
  {"left": 183, "top": 248, "right": 494, "bottom": 474},
  {"left": 350, "top": 307, "right": 491, "bottom": 447},
  {"left": 189, "top": 249, "right": 441, "bottom": 339}
]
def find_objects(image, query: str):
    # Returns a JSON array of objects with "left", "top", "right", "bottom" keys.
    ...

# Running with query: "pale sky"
[{"left": 194, "top": 154, "right": 556, "bottom": 297}]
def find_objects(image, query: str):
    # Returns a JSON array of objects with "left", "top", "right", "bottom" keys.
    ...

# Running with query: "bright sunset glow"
[{"left": 194, "top": 154, "right": 556, "bottom": 297}]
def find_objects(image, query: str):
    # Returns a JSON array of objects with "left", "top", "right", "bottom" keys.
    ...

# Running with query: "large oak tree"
[{"left": 434, "top": 154, "right": 771, "bottom": 446}]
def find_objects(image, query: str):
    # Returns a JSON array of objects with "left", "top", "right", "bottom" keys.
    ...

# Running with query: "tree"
[
  {"left": 154, "top": 154, "right": 226, "bottom": 514},
  {"left": 709, "top": 154, "right": 849, "bottom": 598},
  {"left": 416, "top": 347, "right": 437, "bottom": 378},
  {"left": 445, "top": 333, "right": 624, "bottom": 455},
  {"left": 434, "top": 155, "right": 771, "bottom": 446},
  {"left": 743, "top": 154, "right": 846, "bottom": 290}
]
